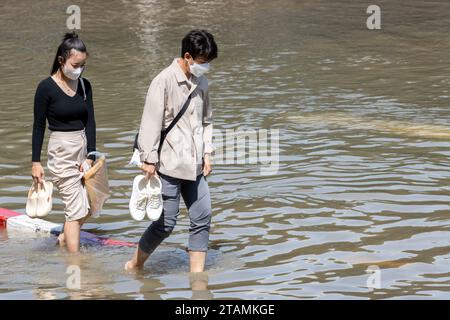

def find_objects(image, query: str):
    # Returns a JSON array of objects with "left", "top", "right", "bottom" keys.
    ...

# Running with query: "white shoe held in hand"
[
  {"left": 146, "top": 175, "right": 163, "bottom": 221},
  {"left": 26, "top": 182, "right": 39, "bottom": 218},
  {"left": 27, "top": 180, "right": 53, "bottom": 218},
  {"left": 36, "top": 180, "right": 53, "bottom": 218},
  {"left": 129, "top": 175, "right": 149, "bottom": 221}
]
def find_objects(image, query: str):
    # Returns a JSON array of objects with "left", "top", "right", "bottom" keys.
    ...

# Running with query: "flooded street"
[{"left": 1, "top": 0, "right": 450, "bottom": 299}]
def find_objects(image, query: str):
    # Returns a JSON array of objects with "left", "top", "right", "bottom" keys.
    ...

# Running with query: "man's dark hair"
[{"left": 181, "top": 29, "right": 218, "bottom": 62}]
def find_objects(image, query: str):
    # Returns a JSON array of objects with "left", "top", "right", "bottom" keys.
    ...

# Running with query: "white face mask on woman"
[
  {"left": 62, "top": 63, "right": 84, "bottom": 80},
  {"left": 187, "top": 60, "right": 210, "bottom": 77}
]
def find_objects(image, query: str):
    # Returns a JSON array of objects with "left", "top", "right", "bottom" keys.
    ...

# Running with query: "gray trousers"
[{"left": 139, "top": 172, "right": 212, "bottom": 253}]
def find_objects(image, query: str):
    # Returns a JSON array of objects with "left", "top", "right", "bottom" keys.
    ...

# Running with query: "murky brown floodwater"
[{"left": 1, "top": 0, "right": 450, "bottom": 299}]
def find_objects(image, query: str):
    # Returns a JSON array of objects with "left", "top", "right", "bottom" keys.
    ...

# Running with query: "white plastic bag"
[{"left": 129, "top": 148, "right": 143, "bottom": 167}]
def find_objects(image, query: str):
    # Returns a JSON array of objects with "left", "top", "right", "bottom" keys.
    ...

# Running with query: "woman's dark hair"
[
  {"left": 181, "top": 29, "right": 218, "bottom": 62},
  {"left": 50, "top": 31, "right": 88, "bottom": 75}
]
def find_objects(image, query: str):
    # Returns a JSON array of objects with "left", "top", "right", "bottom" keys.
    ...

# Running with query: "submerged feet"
[
  {"left": 124, "top": 260, "right": 140, "bottom": 271},
  {"left": 56, "top": 232, "right": 66, "bottom": 247},
  {"left": 124, "top": 247, "right": 150, "bottom": 271}
]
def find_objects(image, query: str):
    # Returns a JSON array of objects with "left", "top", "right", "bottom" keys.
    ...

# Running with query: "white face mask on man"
[
  {"left": 62, "top": 63, "right": 84, "bottom": 80},
  {"left": 187, "top": 59, "right": 210, "bottom": 77}
]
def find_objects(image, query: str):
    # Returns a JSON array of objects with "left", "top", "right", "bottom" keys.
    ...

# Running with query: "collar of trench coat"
[{"left": 172, "top": 58, "right": 199, "bottom": 96}]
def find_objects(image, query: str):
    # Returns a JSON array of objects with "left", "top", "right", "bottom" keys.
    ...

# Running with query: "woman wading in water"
[{"left": 31, "top": 32, "right": 96, "bottom": 253}]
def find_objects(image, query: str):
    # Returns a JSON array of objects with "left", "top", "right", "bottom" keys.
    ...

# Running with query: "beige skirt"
[{"left": 47, "top": 129, "right": 90, "bottom": 222}]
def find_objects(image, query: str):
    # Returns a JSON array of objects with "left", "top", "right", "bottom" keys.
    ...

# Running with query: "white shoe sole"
[
  {"left": 36, "top": 181, "right": 53, "bottom": 218},
  {"left": 146, "top": 176, "right": 163, "bottom": 221},
  {"left": 129, "top": 175, "right": 148, "bottom": 221},
  {"left": 26, "top": 186, "right": 39, "bottom": 218}
]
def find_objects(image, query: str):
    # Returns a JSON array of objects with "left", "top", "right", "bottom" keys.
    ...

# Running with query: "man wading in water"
[{"left": 125, "top": 29, "right": 218, "bottom": 273}]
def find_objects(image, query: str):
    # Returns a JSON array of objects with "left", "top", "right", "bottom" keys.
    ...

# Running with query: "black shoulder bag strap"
[
  {"left": 133, "top": 89, "right": 195, "bottom": 158},
  {"left": 79, "top": 77, "right": 87, "bottom": 101},
  {"left": 80, "top": 77, "right": 97, "bottom": 161}
]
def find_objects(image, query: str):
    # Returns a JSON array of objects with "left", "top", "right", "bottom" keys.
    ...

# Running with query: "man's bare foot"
[
  {"left": 124, "top": 247, "right": 150, "bottom": 271},
  {"left": 124, "top": 260, "right": 142, "bottom": 271}
]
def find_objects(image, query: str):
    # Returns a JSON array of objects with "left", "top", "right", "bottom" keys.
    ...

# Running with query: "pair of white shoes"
[
  {"left": 129, "top": 174, "right": 163, "bottom": 221},
  {"left": 26, "top": 180, "right": 53, "bottom": 218}
]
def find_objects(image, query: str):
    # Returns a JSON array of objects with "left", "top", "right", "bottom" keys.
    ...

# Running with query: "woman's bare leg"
[
  {"left": 64, "top": 220, "right": 81, "bottom": 253},
  {"left": 57, "top": 223, "right": 66, "bottom": 247},
  {"left": 57, "top": 212, "right": 91, "bottom": 247}
]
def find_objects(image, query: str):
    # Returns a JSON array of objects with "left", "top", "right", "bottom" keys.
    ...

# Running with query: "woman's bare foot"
[{"left": 56, "top": 232, "right": 66, "bottom": 247}]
